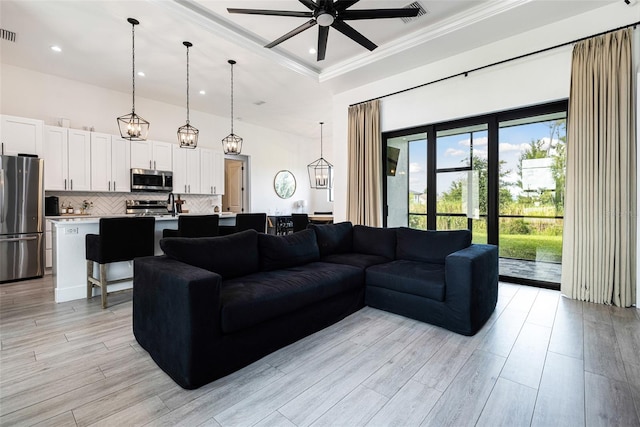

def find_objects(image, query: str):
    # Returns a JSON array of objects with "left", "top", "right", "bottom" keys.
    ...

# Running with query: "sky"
[{"left": 405, "top": 119, "right": 565, "bottom": 199}]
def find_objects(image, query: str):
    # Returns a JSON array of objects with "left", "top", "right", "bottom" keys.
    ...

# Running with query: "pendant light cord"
[
  {"left": 131, "top": 22, "right": 136, "bottom": 114},
  {"left": 230, "top": 62, "right": 234, "bottom": 134},
  {"left": 320, "top": 122, "right": 324, "bottom": 158},
  {"left": 186, "top": 44, "right": 190, "bottom": 124}
]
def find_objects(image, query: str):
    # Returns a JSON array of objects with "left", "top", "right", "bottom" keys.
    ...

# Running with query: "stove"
[{"left": 125, "top": 199, "right": 169, "bottom": 216}]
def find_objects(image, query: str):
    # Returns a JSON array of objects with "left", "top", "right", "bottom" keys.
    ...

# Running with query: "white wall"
[
  {"left": 0, "top": 64, "right": 315, "bottom": 214},
  {"left": 330, "top": 2, "right": 639, "bottom": 303}
]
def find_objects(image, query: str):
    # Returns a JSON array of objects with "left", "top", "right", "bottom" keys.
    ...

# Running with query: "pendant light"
[
  {"left": 222, "top": 60, "right": 243, "bottom": 154},
  {"left": 307, "top": 122, "right": 333, "bottom": 189},
  {"left": 177, "top": 41, "right": 198, "bottom": 148},
  {"left": 117, "top": 18, "right": 150, "bottom": 141}
]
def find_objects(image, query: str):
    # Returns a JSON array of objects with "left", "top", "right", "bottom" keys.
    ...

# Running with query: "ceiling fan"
[{"left": 228, "top": 0, "right": 421, "bottom": 61}]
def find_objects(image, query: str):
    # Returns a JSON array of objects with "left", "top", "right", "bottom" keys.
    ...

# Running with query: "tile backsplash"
[{"left": 46, "top": 191, "right": 220, "bottom": 216}]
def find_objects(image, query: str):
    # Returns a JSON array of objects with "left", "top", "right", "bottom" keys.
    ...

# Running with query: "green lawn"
[{"left": 473, "top": 233, "right": 563, "bottom": 263}]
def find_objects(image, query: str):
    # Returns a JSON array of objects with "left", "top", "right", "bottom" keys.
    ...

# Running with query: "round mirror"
[{"left": 274, "top": 170, "right": 296, "bottom": 199}]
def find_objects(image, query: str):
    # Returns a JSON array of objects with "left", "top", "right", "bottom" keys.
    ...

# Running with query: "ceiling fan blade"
[
  {"left": 341, "top": 8, "right": 421, "bottom": 20},
  {"left": 333, "top": 0, "right": 360, "bottom": 12},
  {"left": 228, "top": 8, "right": 313, "bottom": 18},
  {"left": 331, "top": 20, "right": 377, "bottom": 51},
  {"left": 317, "top": 26, "right": 329, "bottom": 61},
  {"left": 298, "top": 0, "right": 317, "bottom": 11},
  {"left": 265, "top": 19, "right": 317, "bottom": 48}
]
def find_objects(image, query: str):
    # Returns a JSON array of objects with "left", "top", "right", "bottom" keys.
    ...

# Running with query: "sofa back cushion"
[
  {"left": 160, "top": 229, "right": 259, "bottom": 279},
  {"left": 396, "top": 227, "right": 471, "bottom": 264},
  {"left": 308, "top": 221, "right": 353, "bottom": 257},
  {"left": 258, "top": 229, "right": 320, "bottom": 271},
  {"left": 353, "top": 225, "right": 396, "bottom": 260}
]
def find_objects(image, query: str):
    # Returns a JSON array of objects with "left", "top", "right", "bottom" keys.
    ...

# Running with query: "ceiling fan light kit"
[
  {"left": 178, "top": 41, "right": 199, "bottom": 148},
  {"left": 222, "top": 59, "right": 243, "bottom": 155},
  {"left": 228, "top": 0, "right": 420, "bottom": 61},
  {"left": 117, "top": 17, "right": 150, "bottom": 141}
]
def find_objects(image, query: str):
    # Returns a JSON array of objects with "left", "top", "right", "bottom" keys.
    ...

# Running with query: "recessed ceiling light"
[
  {"left": 199, "top": 90, "right": 206, "bottom": 95},
  {"left": 309, "top": 48, "right": 316, "bottom": 55},
  {"left": 50, "top": 45, "right": 62, "bottom": 52},
  {"left": 137, "top": 71, "right": 145, "bottom": 77}
]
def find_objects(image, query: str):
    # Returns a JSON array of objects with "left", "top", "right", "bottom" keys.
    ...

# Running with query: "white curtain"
[
  {"left": 561, "top": 29, "right": 636, "bottom": 307},
  {"left": 347, "top": 100, "right": 382, "bottom": 226}
]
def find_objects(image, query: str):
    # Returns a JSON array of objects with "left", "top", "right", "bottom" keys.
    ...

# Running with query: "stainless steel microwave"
[{"left": 130, "top": 168, "right": 173, "bottom": 192}]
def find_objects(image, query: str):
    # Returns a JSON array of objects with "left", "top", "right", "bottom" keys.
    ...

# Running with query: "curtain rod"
[{"left": 349, "top": 20, "right": 639, "bottom": 107}]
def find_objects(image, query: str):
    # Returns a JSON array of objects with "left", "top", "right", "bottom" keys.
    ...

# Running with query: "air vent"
[
  {"left": 0, "top": 28, "right": 17, "bottom": 42},
  {"left": 401, "top": 2, "right": 427, "bottom": 24}
]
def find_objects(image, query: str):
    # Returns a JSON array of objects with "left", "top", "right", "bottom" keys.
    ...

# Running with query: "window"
[{"left": 383, "top": 101, "right": 567, "bottom": 288}]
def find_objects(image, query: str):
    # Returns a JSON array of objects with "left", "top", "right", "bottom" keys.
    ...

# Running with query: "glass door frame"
[{"left": 382, "top": 100, "right": 568, "bottom": 289}]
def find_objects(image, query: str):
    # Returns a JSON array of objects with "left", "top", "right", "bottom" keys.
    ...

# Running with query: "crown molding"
[
  {"left": 160, "top": 0, "right": 321, "bottom": 79},
  {"left": 163, "top": 0, "right": 533, "bottom": 83},
  {"left": 319, "top": 0, "right": 533, "bottom": 82}
]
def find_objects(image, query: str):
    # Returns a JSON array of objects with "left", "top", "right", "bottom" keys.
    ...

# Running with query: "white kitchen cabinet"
[
  {"left": 91, "top": 133, "right": 130, "bottom": 192},
  {"left": 130, "top": 140, "right": 173, "bottom": 171},
  {"left": 110, "top": 136, "right": 130, "bottom": 192},
  {"left": 200, "top": 148, "right": 225, "bottom": 195},
  {"left": 0, "top": 115, "right": 43, "bottom": 157},
  {"left": 172, "top": 145, "right": 200, "bottom": 194},
  {"left": 44, "top": 126, "right": 91, "bottom": 191},
  {"left": 90, "top": 132, "right": 111, "bottom": 192}
]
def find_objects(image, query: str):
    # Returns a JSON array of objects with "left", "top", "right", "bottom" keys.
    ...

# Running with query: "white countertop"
[{"left": 47, "top": 212, "right": 236, "bottom": 224}]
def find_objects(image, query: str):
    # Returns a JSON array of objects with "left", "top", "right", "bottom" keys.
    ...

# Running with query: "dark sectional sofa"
[{"left": 133, "top": 222, "right": 498, "bottom": 389}]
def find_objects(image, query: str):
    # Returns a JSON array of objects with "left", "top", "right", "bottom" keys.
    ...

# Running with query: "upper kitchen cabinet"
[
  {"left": 172, "top": 145, "right": 201, "bottom": 195},
  {"left": 91, "top": 133, "right": 130, "bottom": 192},
  {"left": 0, "top": 115, "right": 43, "bottom": 157},
  {"left": 200, "top": 148, "right": 225, "bottom": 195},
  {"left": 44, "top": 126, "right": 91, "bottom": 191},
  {"left": 130, "top": 140, "right": 172, "bottom": 171}
]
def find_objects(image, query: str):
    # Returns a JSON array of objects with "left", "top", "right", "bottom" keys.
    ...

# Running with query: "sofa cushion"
[
  {"left": 258, "top": 229, "right": 320, "bottom": 271},
  {"left": 160, "top": 229, "right": 259, "bottom": 279},
  {"left": 353, "top": 225, "right": 396, "bottom": 260},
  {"left": 321, "top": 253, "right": 391, "bottom": 269},
  {"left": 308, "top": 222, "right": 353, "bottom": 257},
  {"left": 220, "top": 262, "right": 363, "bottom": 333},
  {"left": 366, "top": 260, "right": 446, "bottom": 301},
  {"left": 396, "top": 227, "right": 471, "bottom": 264}
]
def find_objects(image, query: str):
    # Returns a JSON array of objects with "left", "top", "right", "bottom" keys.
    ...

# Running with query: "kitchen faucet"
[{"left": 167, "top": 193, "right": 176, "bottom": 217}]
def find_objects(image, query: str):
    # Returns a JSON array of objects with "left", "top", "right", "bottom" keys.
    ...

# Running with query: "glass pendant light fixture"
[
  {"left": 177, "top": 41, "right": 198, "bottom": 148},
  {"left": 117, "top": 18, "right": 150, "bottom": 141},
  {"left": 308, "top": 122, "right": 333, "bottom": 189},
  {"left": 222, "top": 60, "right": 243, "bottom": 155}
]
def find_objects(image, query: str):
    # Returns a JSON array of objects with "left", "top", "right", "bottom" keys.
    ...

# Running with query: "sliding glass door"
[{"left": 383, "top": 101, "right": 567, "bottom": 288}]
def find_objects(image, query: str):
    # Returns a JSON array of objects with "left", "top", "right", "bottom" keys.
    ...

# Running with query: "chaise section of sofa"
[{"left": 364, "top": 227, "right": 498, "bottom": 336}]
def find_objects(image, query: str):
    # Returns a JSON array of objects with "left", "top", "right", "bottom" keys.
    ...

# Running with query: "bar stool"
[
  {"left": 291, "top": 213, "right": 309, "bottom": 232},
  {"left": 236, "top": 213, "right": 267, "bottom": 233},
  {"left": 162, "top": 215, "right": 219, "bottom": 238},
  {"left": 86, "top": 217, "right": 155, "bottom": 309}
]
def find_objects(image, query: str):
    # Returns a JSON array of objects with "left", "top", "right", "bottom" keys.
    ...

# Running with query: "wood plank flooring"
[{"left": 1, "top": 274, "right": 639, "bottom": 426}]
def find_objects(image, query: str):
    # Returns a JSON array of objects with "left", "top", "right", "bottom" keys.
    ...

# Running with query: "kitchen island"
[{"left": 49, "top": 214, "right": 236, "bottom": 303}]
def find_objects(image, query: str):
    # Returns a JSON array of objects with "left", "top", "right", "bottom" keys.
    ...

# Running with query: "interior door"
[{"left": 223, "top": 159, "right": 243, "bottom": 213}]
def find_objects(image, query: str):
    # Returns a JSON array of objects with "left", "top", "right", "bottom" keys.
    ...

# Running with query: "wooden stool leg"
[
  {"left": 87, "top": 260, "right": 94, "bottom": 299},
  {"left": 99, "top": 264, "right": 108, "bottom": 309}
]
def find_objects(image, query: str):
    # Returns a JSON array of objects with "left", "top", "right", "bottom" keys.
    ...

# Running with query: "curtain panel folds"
[
  {"left": 347, "top": 100, "right": 382, "bottom": 226},
  {"left": 561, "top": 29, "right": 636, "bottom": 307}
]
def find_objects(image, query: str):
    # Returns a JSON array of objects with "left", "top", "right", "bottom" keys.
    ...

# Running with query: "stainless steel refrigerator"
[{"left": 0, "top": 155, "right": 45, "bottom": 282}]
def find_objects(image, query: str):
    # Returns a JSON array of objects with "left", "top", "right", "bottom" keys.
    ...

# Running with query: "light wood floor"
[{"left": 1, "top": 274, "right": 639, "bottom": 427}]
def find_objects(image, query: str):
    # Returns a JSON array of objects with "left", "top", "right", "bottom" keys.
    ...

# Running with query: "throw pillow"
[
  {"left": 160, "top": 229, "right": 259, "bottom": 279},
  {"left": 396, "top": 227, "right": 471, "bottom": 264},
  {"left": 308, "top": 221, "right": 353, "bottom": 257},
  {"left": 258, "top": 228, "right": 320, "bottom": 271}
]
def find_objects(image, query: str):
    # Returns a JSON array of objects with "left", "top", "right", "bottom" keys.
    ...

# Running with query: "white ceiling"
[{"left": 0, "top": 0, "right": 618, "bottom": 139}]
